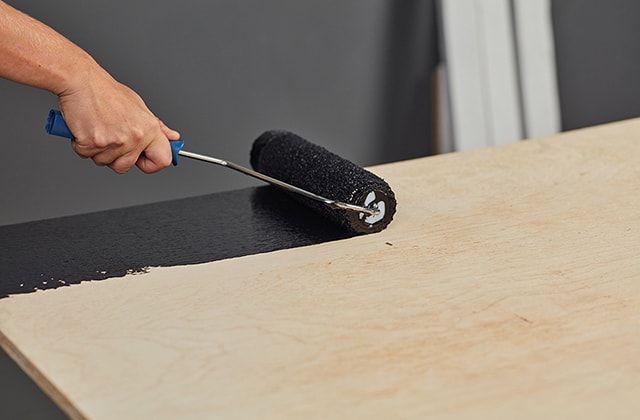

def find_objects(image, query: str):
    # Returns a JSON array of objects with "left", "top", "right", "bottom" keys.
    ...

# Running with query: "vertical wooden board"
[
  {"left": 513, "top": 0, "right": 561, "bottom": 138},
  {"left": 439, "top": 0, "right": 522, "bottom": 151},
  {"left": 478, "top": 0, "right": 523, "bottom": 145},
  {"left": 439, "top": 0, "right": 489, "bottom": 151}
]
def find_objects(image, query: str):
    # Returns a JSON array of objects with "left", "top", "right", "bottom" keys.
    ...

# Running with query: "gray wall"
[
  {"left": 0, "top": 0, "right": 436, "bottom": 226},
  {"left": 552, "top": 0, "right": 640, "bottom": 130}
]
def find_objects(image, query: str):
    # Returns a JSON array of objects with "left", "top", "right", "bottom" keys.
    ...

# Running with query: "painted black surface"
[{"left": 0, "top": 186, "right": 355, "bottom": 299}]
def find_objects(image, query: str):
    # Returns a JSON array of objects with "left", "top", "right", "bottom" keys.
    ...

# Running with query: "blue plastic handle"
[
  {"left": 169, "top": 139, "right": 184, "bottom": 166},
  {"left": 45, "top": 109, "right": 74, "bottom": 139},
  {"left": 45, "top": 109, "right": 184, "bottom": 166}
]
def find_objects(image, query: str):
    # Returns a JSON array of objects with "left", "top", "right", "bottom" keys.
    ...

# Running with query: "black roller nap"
[{"left": 251, "top": 130, "right": 397, "bottom": 234}]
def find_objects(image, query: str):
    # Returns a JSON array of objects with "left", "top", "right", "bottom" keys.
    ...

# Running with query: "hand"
[
  {"left": 57, "top": 68, "right": 180, "bottom": 174},
  {"left": 0, "top": 1, "right": 180, "bottom": 174}
]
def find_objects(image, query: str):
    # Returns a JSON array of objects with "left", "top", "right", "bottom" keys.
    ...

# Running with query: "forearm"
[{"left": 0, "top": 1, "right": 98, "bottom": 95}]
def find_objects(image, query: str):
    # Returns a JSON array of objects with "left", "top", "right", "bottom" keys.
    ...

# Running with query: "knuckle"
[
  {"left": 92, "top": 136, "right": 110, "bottom": 149},
  {"left": 112, "top": 133, "right": 127, "bottom": 147},
  {"left": 133, "top": 126, "right": 147, "bottom": 142},
  {"left": 129, "top": 122, "right": 150, "bottom": 144}
]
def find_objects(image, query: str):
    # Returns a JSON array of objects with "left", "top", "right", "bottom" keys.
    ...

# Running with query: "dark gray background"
[
  {"left": 552, "top": 0, "right": 640, "bottom": 130},
  {"left": 2, "top": 0, "right": 640, "bottom": 418}
]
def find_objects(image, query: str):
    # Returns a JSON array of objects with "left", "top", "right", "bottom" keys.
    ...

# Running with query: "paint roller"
[{"left": 45, "top": 110, "right": 396, "bottom": 234}]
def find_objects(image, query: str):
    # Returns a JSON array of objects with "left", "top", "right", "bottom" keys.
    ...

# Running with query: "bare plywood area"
[{"left": 1, "top": 119, "right": 640, "bottom": 418}]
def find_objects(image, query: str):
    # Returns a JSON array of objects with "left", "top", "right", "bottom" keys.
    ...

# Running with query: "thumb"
[{"left": 159, "top": 120, "right": 180, "bottom": 141}]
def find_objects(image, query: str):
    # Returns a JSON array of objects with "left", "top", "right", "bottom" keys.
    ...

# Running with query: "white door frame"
[{"left": 437, "top": 0, "right": 560, "bottom": 152}]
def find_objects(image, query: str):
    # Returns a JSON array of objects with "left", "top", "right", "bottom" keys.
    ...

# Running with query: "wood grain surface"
[{"left": 2, "top": 119, "right": 640, "bottom": 419}]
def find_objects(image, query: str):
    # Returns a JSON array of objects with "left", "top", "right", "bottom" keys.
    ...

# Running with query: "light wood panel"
[{"left": 2, "top": 119, "right": 640, "bottom": 419}]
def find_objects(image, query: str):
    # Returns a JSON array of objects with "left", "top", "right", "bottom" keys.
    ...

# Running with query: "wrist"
[{"left": 52, "top": 52, "right": 107, "bottom": 97}]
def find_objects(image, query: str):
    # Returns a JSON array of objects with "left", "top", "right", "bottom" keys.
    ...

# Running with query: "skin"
[{"left": 0, "top": 1, "right": 180, "bottom": 174}]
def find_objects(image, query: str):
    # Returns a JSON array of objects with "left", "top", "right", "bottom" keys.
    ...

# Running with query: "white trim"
[
  {"left": 479, "top": 0, "right": 523, "bottom": 146},
  {"left": 513, "top": 0, "right": 561, "bottom": 139},
  {"left": 439, "top": 0, "right": 488, "bottom": 151},
  {"left": 439, "top": 0, "right": 521, "bottom": 151},
  {"left": 437, "top": 0, "right": 561, "bottom": 152}
]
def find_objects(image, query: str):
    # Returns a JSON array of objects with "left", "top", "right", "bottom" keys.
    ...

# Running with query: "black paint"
[{"left": 0, "top": 186, "right": 355, "bottom": 299}]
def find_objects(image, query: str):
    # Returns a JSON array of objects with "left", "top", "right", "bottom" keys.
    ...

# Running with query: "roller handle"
[{"left": 45, "top": 109, "right": 184, "bottom": 165}]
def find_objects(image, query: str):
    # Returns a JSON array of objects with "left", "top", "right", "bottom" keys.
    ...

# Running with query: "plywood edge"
[{"left": 0, "top": 329, "right": 87, "bottom": 420}]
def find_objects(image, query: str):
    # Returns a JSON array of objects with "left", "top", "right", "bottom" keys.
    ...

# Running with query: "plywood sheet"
[{"left": 2, "top": 119, "right": 640, "bottom": 419}]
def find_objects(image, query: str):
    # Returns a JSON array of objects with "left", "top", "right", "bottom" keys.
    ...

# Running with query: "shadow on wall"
[{"left": 376, "top": 0, "right": 440, "bottom": 162}]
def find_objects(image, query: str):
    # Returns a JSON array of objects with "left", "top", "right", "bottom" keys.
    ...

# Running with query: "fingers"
[
  {"left": 135, "top": 138, "right": 173, "bottom": 174},
  {"left": 72, "top": 142, "right": 137, "bottom": 173},
  {"left": 68, "top": 118, "right": 178, "bottom": 174},
  {"left": 106, "top": 151, "right": 139, "bottom": 174},
  {"left": 69, "top": 140, "right": 90, "bottom": 159}
]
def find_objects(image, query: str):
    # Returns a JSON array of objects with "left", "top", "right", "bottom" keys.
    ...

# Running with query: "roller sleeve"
[{"left": 250, "top": 130, "right": 397, "bottom": 234}]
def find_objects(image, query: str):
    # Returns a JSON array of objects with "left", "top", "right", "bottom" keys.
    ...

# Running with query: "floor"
[{"left": 0, "top": 348, "right": 67, "bottom": 419}]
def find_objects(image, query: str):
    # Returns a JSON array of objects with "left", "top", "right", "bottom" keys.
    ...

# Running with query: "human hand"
[
  {"left": 0, "top": 0, "right": 179, "bottom": 174},
  {"left": 57, "top": 67, "right": 180, "bottom": 174}
]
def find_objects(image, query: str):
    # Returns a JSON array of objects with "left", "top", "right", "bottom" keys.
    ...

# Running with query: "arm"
[{"left": 0, "top": 1, "right": 179, "bottom": 174}]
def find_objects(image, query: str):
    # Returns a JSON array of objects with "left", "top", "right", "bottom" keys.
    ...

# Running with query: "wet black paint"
[{"left": 0, "top": 186, "right": 355, "bottom": 298}]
